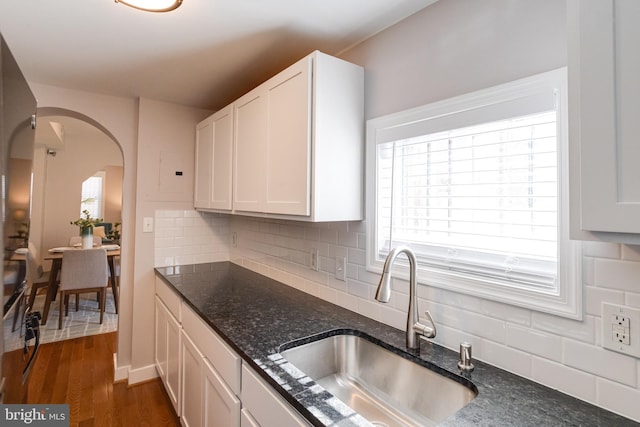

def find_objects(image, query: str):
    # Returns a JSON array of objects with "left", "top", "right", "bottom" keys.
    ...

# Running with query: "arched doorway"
[{"left": 32, "top": 107, "right": 124, "bottom": 342}]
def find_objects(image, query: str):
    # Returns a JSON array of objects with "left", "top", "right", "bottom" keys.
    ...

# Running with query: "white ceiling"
[{"left": 0, "top": 0, "right": 437, "bottom": 111}]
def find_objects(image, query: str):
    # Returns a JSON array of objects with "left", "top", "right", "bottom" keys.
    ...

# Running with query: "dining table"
[{"left": 40, "top": 246, "right": 120, "bottom": 326}]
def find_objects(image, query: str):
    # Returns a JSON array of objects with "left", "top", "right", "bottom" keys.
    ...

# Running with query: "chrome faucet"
[{"left": 375, "top": 246, "right": 436, "bottom": 350}]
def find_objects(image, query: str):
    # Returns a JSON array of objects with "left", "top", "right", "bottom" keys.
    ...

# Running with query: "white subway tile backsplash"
[
  {"left": 532, "top": 357, "right": 596, "bottom": 404},
  {"left": 154, "top": 210, "right": 229, "bottom": 267},
  {"left": 584, "top": 286, "right": 625, "bottom": 316},
  {"left": 582, "top": 241, "right": 621, "bottom": 259},
  {"left": 347, "top": 248, "right": 366, "bottom": 266},
  {"left": 318, "top": 228, "right": 338, "bottom": 244},
  {"left": 582, "top": 256, "right": 595, "bottom": 286},
  {"left": 346, "top": 279, "right": 370, "bottom": 299},
  {"left": 479, "top": 300, "right": 532, "bottom": 327},
  {"left": 506, "top": 324, "right": 562, "bottom": 362},
  {"left": 597, "top": 378, "right": 640, "bottom": 421},
  {"left": 531, "top": 312, "right": 596, "bottom": 344},
  {"left": 594, "top": 258, "right": 640, "bottom": 292},
  {"left": 428, "top": 301, "right": 507, "bottom": 344},
  {"left": 317, "top": 285, "right": 338, "bottom": 304},
  {"left": 622, "top": 245, "right": 640, "bottom": 261},
  {"left": 356, "top": 265, "right": 383, "bottom": 286},
  {"left": 432, "top": 324, "right": 476, "bottom": 354},
  {"left": 357, "top": 299, "right": 382, "bottom": 322},
  {"left": 390, "top": 290, "right": 410, "bottom": 313},
  {"left": 335, "top": 290, "right": 359, "bottom": 313},
  {"left": 563, "top": 339, "right": 637, "bottom": 387},
  {"left": 381, "top": 305, "right": 406, "bottom": 331},
  {"left": 626, "top": 292, "right": 640, "bottom": 309},
  {"left": 475, "top": 340, "right": 532, "bottom": 378},
  {"left": 337, "top": 231, "right": 359, "bottom": 248}
]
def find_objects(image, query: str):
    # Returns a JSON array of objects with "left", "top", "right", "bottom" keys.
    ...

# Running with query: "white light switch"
[{"left": 143, "top": 217, "right": 154, "bottom": 233}]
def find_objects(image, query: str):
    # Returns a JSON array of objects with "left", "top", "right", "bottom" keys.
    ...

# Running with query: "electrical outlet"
[
  {"left": 602, "top": 303, "right": 640, "bottom": 357},
  {"left": 335, "top": 257, "right": 346, "bottom": 281},
  {"left": 231, "top": 232, "right": 237, "bottom": 248},
  {"left": 310, "top": 249, "right": 319, "bottom": 271},
  {"left": 612, "top": 314, "right": 630, "bottom": 329}
]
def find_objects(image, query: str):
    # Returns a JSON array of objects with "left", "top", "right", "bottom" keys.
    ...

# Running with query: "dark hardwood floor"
[{"left": 26, "top": 332, "right": 179, "bottom": 427}]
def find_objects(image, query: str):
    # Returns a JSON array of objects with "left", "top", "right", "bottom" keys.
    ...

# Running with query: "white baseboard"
[
  {"left": 113, "top": 352, "right": 129, "bottom": 382},
  {"left": 113, "top": 353, "right": 158, "bottom": 384},
  {"left": 127, "top": 363, "right": 158, "bottom": 385}
]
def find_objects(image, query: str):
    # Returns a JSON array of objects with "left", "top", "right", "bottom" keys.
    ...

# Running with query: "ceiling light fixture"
[{"left": 114, "top": 0, "right": 182, "bottom": 12}]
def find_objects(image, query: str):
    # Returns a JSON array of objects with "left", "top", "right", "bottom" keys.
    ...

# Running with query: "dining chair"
[
  {"left": 26, "top": 241, "right": 54, "bottom": 309},
  {"left": 58, "top": 248, "right": 109, "bottom": 329},
  {"left": 68, "top": 235, "right": 102, "bottom": 247}
]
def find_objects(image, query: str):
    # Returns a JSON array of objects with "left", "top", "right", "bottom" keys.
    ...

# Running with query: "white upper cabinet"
[
  {"left": 569, "top": 0, "right": 640, "bottom": 240},
  {"left": 234, "top": 87, "right": 268, "bottom": 213},
  {"left": 234, "top": 51, "right": 364, "bottom": 221},
  {"left": 263, "top": 57, "right": 312, "bottom": 216},
  {"left": 234, "top": 57, "right": 312, "bottom": 216},
  {"left": 196, "top": 50, "right": 364, "bottom": 221},
  {"left": 194, "top": 105, "right": 234, "bottom": 211}
]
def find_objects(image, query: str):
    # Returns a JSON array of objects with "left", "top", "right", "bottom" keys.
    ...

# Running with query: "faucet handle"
[{"left": 413, "top": 310, "right": 437, "bottom": 339}]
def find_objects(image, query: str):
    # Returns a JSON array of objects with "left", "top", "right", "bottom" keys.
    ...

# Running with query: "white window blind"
[
  {"left": 367, "top": 68, "right": 581, "bottom": 318},
  {"left": 378, "top": 111, "right": 558, "bottom": 291},
  {"left": 80, "top": 172, "right": 105, "bottom": 219}
]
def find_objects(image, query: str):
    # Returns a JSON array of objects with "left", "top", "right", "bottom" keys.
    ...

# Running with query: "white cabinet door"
[
  {"left": 166, "top": 307, "right": 182, "bottom": 415},
  {"left": 181, "top": 331, "right": 203, "bottom": 427},
  {"left": 569, "top": 0, "right": 640, "bottom": 237},
  {"left": 210, "top": 105, "right": 234, "bottom": 210},
  {"left": 155, "top": 296, "right": 168, "bottom": 380},
  {"left": 203, "top": 358, "right": 241, "bottom": 427},
  {"left": 264, "top": 57, "right": 312, "bottom": 216},
  {"left": 234, "top": 87, "right": 267, "bottom": 213},
  {"left": 195, "top": 106, "right": 234, "bottom": 211},
  {"left": 194, "top": 117, "right": 214, "bottom": 209},
  {"left": 155, "top": 296, "right": 181, "bottom": 415},
  {"left": 241, "top": 365, "right": 311, "bottom": 427}
]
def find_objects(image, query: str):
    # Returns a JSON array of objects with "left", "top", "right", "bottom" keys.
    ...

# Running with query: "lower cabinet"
[
  {"left": 155, "top": 278, "right": 311, "bottom": 427},
  {"left": 181, "top": 331, "right": 203, "bottom": 427},
  {"left": 155, "top": 295, "right": 181, "bottom": 415},
  {"left": 181, "top": 329, "right": 242, "bottom": 427},
  {"left": 203, "top": 357, "right": 241, "bottom": 427},
  {"left": 241, "top": 364, "right": 311, "bottom": 427}
]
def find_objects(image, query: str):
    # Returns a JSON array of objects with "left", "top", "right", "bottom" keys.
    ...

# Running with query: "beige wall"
[
  {"left": 37, "top": 127, "right": 122, "bottom": 254},
  {"left": 104, "top": 165, "right": 124, "bottom": 225},
  {"left": 130, "top": 97, "right": 210, "bottom": 377},
  {"left": 340, "top": 0, "right": 567, "bottom": 120}
]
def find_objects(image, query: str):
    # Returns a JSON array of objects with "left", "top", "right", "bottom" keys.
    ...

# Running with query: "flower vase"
[{"left": 81, "top": 226, "right": 93, "bottom": 249}]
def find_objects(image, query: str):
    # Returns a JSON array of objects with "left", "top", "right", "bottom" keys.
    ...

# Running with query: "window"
[
  {"left": 366, "top": 68, "right": 581, "bottom": 319},
  {"left": 80, "top": 171, "right": 105, "bottom": 219}
]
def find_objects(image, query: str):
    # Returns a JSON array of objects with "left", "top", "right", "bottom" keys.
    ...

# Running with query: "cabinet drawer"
[
  {"left": 155, "top": 277, "right": 181, "bottom": 321},
  {"left": 182, "top": 303, "right": 241, "bottom": 394},
  {"left": 241, "top": 364, "right": 310, "bottom": 427}
]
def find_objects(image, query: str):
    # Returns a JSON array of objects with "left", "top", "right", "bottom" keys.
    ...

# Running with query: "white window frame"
[
  {"left": 80, "top": 171, "right": 106, "bottom": 219},
  {"left": 366, "top": 68, "right": 582, "bottom": 319}
]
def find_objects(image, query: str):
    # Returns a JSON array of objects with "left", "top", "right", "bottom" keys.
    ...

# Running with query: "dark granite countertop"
[{"left": 154, "top": 262, "right": 638, "bottom": 427}]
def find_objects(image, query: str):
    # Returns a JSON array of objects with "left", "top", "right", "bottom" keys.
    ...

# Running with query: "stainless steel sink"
[{"left": 279, "top": 333, "right": 477, "bottom": 427}]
